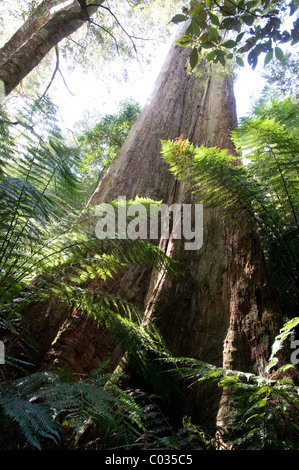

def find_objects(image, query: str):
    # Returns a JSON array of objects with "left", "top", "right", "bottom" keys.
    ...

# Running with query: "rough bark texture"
[{"left": 16, "top": 37, "right": 282, "bottom": 432}]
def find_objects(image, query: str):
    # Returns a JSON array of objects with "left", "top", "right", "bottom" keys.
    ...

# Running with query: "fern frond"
[
  {"left": 161, "top": 111, "right": 299, "bottom": 316},
  {"left": 0, "top": 395, "right": 61, "bottom": 450}
]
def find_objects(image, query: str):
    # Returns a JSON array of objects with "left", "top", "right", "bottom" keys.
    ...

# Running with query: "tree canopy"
[
  {"left": 0, "top": 0, "right": 181, "bottom": 98},
  {"left": 172, "top": 0, "right": 298, "bottom": 69},
  {"left": 77, "top": 100, "right": 141, "bottom": 195}
]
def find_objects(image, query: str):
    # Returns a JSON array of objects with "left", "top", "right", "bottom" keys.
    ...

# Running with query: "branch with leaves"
[{"left": 172, "top": 0, "right": 298, "bottom": 69}]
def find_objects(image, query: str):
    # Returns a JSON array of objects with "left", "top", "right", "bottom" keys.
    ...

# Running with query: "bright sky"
[
  {"left": 234, "top": 65, "right": 266, "bottom": 118},
  {"left": 0, "top": 47, "right": 265, "bottom": 129}
]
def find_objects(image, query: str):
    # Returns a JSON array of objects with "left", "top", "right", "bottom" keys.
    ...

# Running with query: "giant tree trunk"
[{"left": 18, "top": 33, "right": 282, "bottom": 434}]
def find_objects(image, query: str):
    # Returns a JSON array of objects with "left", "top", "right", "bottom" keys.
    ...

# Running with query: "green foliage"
[
  {"left": 77, "top": 100, "right": 141, "bottom": 194},
  {"left": 0, "top": 396, "right": 61, "bottom": 450},
  {"left": 0, "top": 97, "right": 85, "bottom": 360},
  {"left": 166, "top": 317, "right": 299, "bottom": 450},
  {"left": 0, "top": 366, "right": 146, "bottom": 450},
  {"left": 0, "top": 96, "right": 183, "bottom": 450},
  {"left": 267, "top": 316, "right": 299, "bottom": 371},
  {"left": 251, "top": 87, "right": 299, "bottom": 126},
  {"left": 0, "top": 94, "right": 179, "bottom": 361},
  {"left": 161, "top": 98, "right": 299, "bottom": 315},
  {"left": 138, "top": 414, "right": 222, "bottom": 449},
  {"left": 172, "top": 0, "right": 298, "bottom": 69},
  {"left": 261, "top": 50, "right": 299, "bottom": 97}
]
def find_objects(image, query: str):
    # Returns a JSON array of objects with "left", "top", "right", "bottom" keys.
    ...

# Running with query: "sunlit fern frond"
[{"left": 161, "top": 112, "right": 299, "bottom": 316}]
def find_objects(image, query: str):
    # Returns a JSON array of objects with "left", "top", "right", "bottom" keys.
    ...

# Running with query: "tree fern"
[
  {"left": 0, "top": 97, "right": 179, "bottom": 372},
  {"left": 161, "top": 103, "right": 299, "bottom": 316},
  {"left": 0, "top": 96, "right": 182, "bottom": 449}
]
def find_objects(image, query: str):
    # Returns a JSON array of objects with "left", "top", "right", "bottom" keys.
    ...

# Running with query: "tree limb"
[
  {"left": 40, "top": 45, "right": 60, "bottom": 99},
  {"left": 0, "top": 0, "right": 105, "bottom": 96},
  {"left": 89, "top": 3, "right": 138, "bottom": 56}
]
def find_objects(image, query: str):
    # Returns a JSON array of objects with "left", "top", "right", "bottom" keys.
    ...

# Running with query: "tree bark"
[
  {"left": 0, "top": 0, "right": 104, "bottom": 96},
  {"left": 16, "top": 32, "right": 282, "bottom": 433},
  {"left": 0, "top": 1, "right": 64, "bottom": 65}
]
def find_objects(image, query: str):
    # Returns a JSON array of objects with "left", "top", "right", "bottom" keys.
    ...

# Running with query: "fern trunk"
[{"left": 20, "top": 36, "right": 282, "bottom": 432}]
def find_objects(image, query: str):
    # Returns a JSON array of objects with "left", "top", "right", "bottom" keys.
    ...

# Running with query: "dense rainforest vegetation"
[{"left": 0, "top": 0, "right": 298, "bottom": 452}]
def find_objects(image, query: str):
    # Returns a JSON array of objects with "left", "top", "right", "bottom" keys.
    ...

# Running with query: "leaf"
[
  {"left": 209, "top": 12, "right": 220, "bottom": 26},
  {"left": 206, "top": 50, "right": 217, "bottom": 61},
  {"left": 276, "top": 364, "right": 296, "bottom": 374},
  {"left": 220, "top": 17, "right": 234, "bottom": 30},
  {"left": 222, "top": 39, "right": 236, "bottom": 48},
  {"left": 192, "top": 4, "right": 205, "bottom": 17},
  {"left": 275, "top": 46, "right": 284, "bottom": 61},
  {"left": 239, "top": 39, "right": 255, "bottom": 53},
  {"left": 257, "top": 398, "right": 267, "bottom": 408},
  {"left": 189, "top": 20, "right": 200, "bottom": 36},
  {"left": 236, "top": 56, "right": 244, "bottom": 66},
  {"left": 248, "top": 48, "right": 259, "bottom": 69},
  {"left": 281, "top": 30, "right": 291, "bottom": 42},
  {"left": 223, "top": 0, "right": 237, "bottom": 15},
  {"left": 264, "top": 49, "right": 273, "bottom": 65},
  {"left": 176, "top": 35, "right": 193, "bottom": 47},
  {"left": 171, "top": 14, "right": 187, "bottom": 24},
  {"left": 216, "top": 49, "right": 226, "bottom": 66},
  {"left": 194, "top": 10, "right": 208, "bottom": 28},
  {"left": 208, "top": 24, "right": 220, "bottom": 40},
  {"left": 289, "top": 0, "right": 298, "bottom": 15},
  {"left": 190, "top": 47, "right": 199, "bottom": 69},
  {"left": 242, "top": 15, "right": 255, "bottom": 26},
  {"left": 236, "top": 31, "right": 245, "bottom": 43},
  {"left": 200, "top": 42, "right": 215, "bottom": 48}
]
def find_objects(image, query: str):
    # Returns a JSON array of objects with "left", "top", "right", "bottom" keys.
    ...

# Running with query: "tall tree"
[{"left": 19, "top": 25, "right": 282, "bottom": 435}]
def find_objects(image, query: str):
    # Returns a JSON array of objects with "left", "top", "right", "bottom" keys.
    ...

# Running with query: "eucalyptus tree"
[
  {"left": 0, "top": 0, "right": 294, "bottom": 445},
  {"left": 18, "top": 27, "right": 284, "bottom": 439}
]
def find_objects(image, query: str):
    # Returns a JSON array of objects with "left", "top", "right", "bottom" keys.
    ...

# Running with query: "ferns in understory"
[
  {"left": 0, "top": 97, "right": 182, "bottom": 449},
  {"left": 159, "top": 96, "right": 299, "bottom": 449},
  {"left": 0, "top": 97, "right": 178, "bottom": 368},
  {"left": 161, "top": 100, "right": 299, "bottom": 316},
  {"left": 0, "top": 366, "right": 146, "bottom": 449},
  {"left": 165, "top": 317, "right": 299, "bottom": 450}
]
